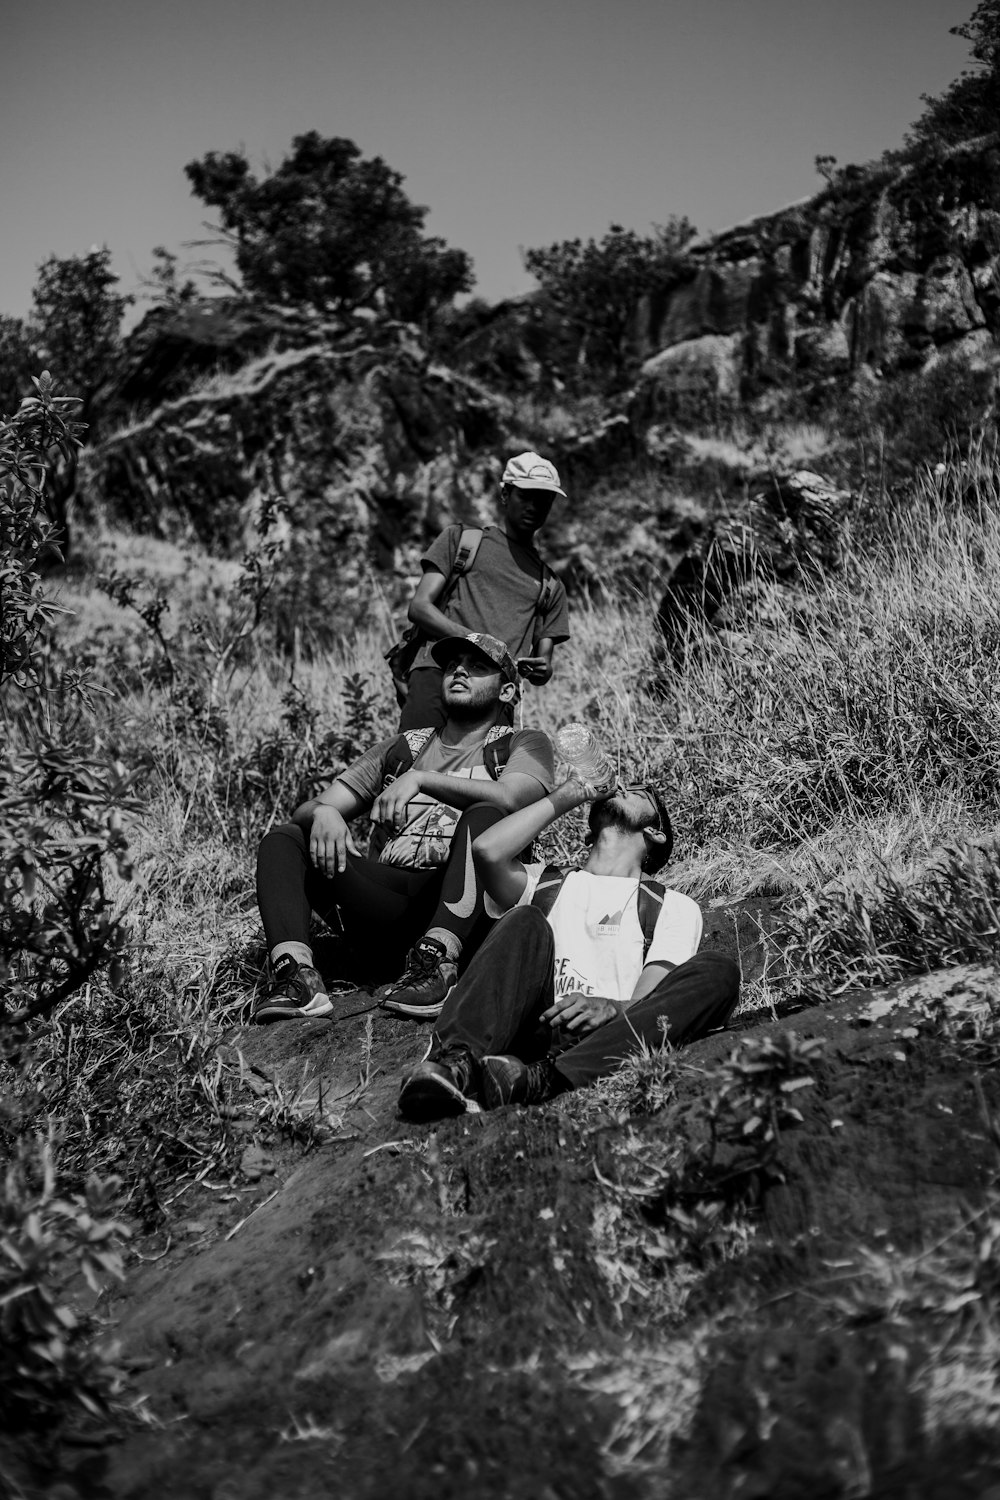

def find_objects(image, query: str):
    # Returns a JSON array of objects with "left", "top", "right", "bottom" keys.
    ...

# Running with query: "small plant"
[
  {"left": 595, "top": 1033, "right": 822, "bottom": 1279},
  {"left": 0, "top": 1134, "right": 129, "bottom": 1432}
]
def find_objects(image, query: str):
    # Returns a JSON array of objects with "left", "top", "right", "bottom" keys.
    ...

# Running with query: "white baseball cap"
[{"left": 501, "top": 452, "right": 566, "bottom": 498}]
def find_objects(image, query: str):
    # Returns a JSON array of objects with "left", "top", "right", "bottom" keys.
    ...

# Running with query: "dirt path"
[{"left": 72, "top": 948, "right": 1000, "bottom": 1498}]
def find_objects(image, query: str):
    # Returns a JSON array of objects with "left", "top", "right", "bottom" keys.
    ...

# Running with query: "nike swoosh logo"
[{"left": 444, "top": 831, "right": 478, "bottom": 919}]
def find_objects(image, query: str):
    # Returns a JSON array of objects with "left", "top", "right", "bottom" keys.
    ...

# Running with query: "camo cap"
[{"left": 431, "top": 631, "right": 519, "bottom": 684}]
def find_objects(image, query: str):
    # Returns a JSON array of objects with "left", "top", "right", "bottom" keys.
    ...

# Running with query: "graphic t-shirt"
[
  {"left": 413, "top": 525, "right": 570, "bottom": 671},
  {"left": 336, "top": 728, "right": 554, "bottom": 869},
  {"left": 514, "top": 866, "right": 703, "bottom": 1003}
]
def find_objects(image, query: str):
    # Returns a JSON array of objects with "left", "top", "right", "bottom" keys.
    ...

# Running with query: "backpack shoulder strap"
[
  {"left": 381, "top": 727, "right": 436, "bottom": 785},
  {"left": 636, "top": 877, "right": 667, "bottom": 961},
  {"left": 530, "top": 864, "right": 568, "bottom": 919},
  {"left": 450, "top": 526, "right": 483, "bottom": 579},
  {"left": 483, "top": 724, "right": 514, "bottom": 781}
]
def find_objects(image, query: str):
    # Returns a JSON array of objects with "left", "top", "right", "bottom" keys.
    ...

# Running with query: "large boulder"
[{"left": 83, "top": 327, "right": 509, "bottom": 642}]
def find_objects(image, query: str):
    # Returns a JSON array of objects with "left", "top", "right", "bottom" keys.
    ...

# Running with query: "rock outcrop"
[
  {"left": 636, "top": 137, "right": 1000, "bottom": 420},
  {"left": 83, "top": 322, "right": 510, "bottom": 638}
]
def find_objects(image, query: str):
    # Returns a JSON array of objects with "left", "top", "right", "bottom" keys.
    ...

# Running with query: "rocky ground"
[{"left": 37, "top": 907, "right": 1000, "bottom": 1499}]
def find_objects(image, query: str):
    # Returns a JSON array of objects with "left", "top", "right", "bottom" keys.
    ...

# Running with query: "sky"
[{"left": 3, "top": 0, "right": 976, "bottom": 325}]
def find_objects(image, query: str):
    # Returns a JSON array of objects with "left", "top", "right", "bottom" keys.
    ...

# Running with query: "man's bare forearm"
[
  {"left": 415, "top": 770, "right": 544, "bottom": 814},
  {"left": 473, "top": 780, "right": 587, "bottom": 867}
]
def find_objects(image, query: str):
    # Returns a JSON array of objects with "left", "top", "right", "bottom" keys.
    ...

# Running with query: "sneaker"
[
  {"left": 480, "top": 1054, "right": 565, "bottom": 1109},
  {"left": 398, "top": 1047, "right": 478, "bottom": 1121},
  {"left": 252, "top": 955, "right": 333, "bottom": 1024},
  {"left": 381, "top": 938, "right": 457, "bottom": 1019}
]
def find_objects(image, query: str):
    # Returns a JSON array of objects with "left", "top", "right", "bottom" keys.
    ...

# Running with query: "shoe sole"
[
  {"left": 252, "top": 994, "right": 335, "bottom": 1024},
  {"left": 398, "top": 1070, "right": 474, "bottom": 1121},
  {"left": 381, "top": 983, "right": 455, "bottom": 1020}
]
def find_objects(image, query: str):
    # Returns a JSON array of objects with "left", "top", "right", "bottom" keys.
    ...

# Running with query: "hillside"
[{"left": 7, "top": 111, "right": 1000, "bottom": 1500}]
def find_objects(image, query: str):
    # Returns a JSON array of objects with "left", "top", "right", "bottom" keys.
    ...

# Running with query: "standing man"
[
  {"left": 396, "top": 452, "right": 571, "bottom": 731},
  {"left": 253, "top": 634, "right": 555, "bottom": 1023},
  {"left": 398, "top": 778, "right": 740, "bottom": 1118}
]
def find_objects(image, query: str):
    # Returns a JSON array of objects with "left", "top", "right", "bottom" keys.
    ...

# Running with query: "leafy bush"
[
  {"left": 0, "top": 1137, "right": 128, "bottom": 1431},
  {"left": 844, "top": 359, "right": 996, "bottom": 477},
  {"left": 1, "top": 373, "right": 139, "bottom": 1466},
  {"left": 2, "top": 375, "right": 138, "bottom": 1026}
]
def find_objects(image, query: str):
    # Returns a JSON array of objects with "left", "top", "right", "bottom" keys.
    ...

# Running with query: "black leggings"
[{"left": 255, "top": 803, "right": 504, "bottom": 969}]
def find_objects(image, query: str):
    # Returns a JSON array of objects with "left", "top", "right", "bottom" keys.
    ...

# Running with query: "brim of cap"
[
  {"left": 430, "top": 638, "right": 512, "bottom": 677},
  {"left": 504, "top": 477, "right": 566, "bottom": 498}
]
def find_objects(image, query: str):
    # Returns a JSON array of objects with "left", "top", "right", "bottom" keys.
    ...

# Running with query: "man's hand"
[
  {"left": 516, "top": 655, "right": 552, "bottom": 685},
  {"left": 310, "top": 803, "right": 360, "bottom": 876},
  {"left": 541, "top": 991, "right": 619, "bottom": 1033},
  {"left": 370, "top": 769, "right": 423, "bottom": 831}
]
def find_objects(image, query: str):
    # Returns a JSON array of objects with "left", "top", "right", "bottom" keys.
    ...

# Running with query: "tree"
[
  {"left": 184, "top": 131, "right": 473, "bottom": 325},
  {"left": 30, "top": 248, "right": 133, "bottom": 432},
  {"left": 523, "top": 219, "right": 696, "bottom": 390},
  {"left": 0, "top": 316, "right": 35, "bottom": 420},
  {"left": 140, "top": 246, "right": 199, "bottom": 309},
  {"left": 905, "top": 2, "right": 1000, "bottom": 152}
]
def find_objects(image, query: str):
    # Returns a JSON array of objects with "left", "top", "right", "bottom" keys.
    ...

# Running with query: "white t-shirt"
[{"left": 515, "top": 866, "right": 703, "bottom": 1003}]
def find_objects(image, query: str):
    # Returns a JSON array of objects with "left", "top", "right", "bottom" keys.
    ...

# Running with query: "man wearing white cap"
[{"left": 397, "top": 451, "right": 570, "bottom": 731}]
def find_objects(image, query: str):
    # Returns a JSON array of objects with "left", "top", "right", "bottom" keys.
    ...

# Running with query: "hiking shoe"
[
  {"left": 252, "top": 955, "right": 333, "bottom": 1024},
  {"left": 480, "top": 1054, "right": 565, "bottom": 1109},
  {"left": 382, "top": 938, "right": 457, "bottom": 1019},
  {"left": 398, "top": 1048, "right": 478, "bottom": 1121}
]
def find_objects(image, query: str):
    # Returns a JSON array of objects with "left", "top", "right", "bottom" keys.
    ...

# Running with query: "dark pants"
[
  {"left": 434, "top": 905, "right": 741, "bottom": 1089},
  {"left": 399, "top": 666, "right": 515, "bottom": 733},
  {"left": 256, "top": 803, "right": 504, "bottom": 973}
]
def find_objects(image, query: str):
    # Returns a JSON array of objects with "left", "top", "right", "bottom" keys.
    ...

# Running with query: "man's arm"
[
  {"left": 406, "top": 568, "right": 468, "bottom": 642},
  {"left": 291, "top": 781, "right": 370, "bottom": 877},
  {"left": 517, "top": 636, "right": 555, "bottom": 686},
  {"left": 538, "top": 962, "right": 679, "bottom": 1035},
  {"left": 472, "top": 779, "right": 591, "bottom": 909},
  {"left": 370, "top": 765, "right": 548, "bottom": 831}
]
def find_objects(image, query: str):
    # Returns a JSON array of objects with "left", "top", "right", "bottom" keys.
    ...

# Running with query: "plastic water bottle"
[{"left": 555, "top": 723, "right": 618, "bottom": 796}]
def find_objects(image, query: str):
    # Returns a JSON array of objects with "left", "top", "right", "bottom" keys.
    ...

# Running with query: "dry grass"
[{"left": 8, "top": 430, "right": 1000, "bottom": 1216}]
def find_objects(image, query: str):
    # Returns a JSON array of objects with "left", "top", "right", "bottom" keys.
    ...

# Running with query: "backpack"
[
  {"left": 384, "top": 526, "right": 558, "bottom": 703},
  {"left": 381, "top": 723, "right": 515, "bottom": 788},
  {"left": 530, "top": 866, "right": 667, "bottom": 960},
  {"left": 369, "top": 723, "right": 520, "bottom": 861}
]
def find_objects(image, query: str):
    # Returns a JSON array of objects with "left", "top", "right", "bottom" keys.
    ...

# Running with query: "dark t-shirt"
[{"left": 413, "top": 524, "right": 570, "bottom": 671}]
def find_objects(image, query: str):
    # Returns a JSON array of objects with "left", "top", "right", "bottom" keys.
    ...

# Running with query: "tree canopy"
[
  {"left": 906, "top": 1, "right": 1000, "bottom": 152},
  {"left": 523, "top": 219, "right": 696, "bottom": 390},
  {"left": 30, "top": 248, "right": 133, "bottom": 430},
  {"left": 185, "top": 132, "right": 473, "bottom": 324}
]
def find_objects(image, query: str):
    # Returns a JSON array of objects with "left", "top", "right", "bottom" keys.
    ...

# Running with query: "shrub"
[
  {"left": 1, "top": 373, "right": 138, "bottom": 1466},
  {"left": 0, "top": 1137, "right": 129, "bottom": 1432},
  {"left": 2, "top": 375, "right": 138, "bottom": 1026}
]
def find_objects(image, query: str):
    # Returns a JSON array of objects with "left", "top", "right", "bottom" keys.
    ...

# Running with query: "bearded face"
[{"left": 441, "top": 650, "right": 505, "bottom": 719}]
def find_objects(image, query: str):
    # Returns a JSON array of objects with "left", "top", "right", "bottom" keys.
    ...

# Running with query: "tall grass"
[{"left": 8, "top": 433, "right": 1000, "bottom": 1218}]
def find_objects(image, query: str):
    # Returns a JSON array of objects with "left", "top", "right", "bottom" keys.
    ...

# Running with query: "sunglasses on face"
[{"left": 620, "top": 783, "right": 663, "bottom": 833}]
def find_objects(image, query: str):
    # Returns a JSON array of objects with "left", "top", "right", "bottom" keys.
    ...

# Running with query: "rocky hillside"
[
  {"left": 77, "top": 138, "right": 1000, "bottom": 649},
  {"left": 636, "top": 135, "right": 1000, "bottom": 421}
]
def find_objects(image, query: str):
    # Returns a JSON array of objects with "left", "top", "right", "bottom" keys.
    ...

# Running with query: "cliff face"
[
  {"left": 84, "top": 325, "right": 509, "bottom": 636},
  {"left": 637, "top": 139, "right": 1000, "bottom": 418}
]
